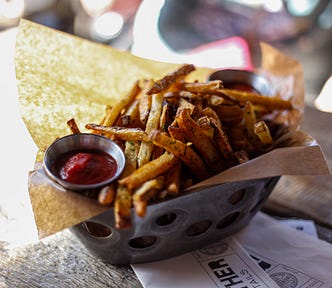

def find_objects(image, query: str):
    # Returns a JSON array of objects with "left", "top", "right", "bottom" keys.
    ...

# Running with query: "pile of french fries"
[{"left": 67, "top": 64, "right": 293, "bottom": 229}]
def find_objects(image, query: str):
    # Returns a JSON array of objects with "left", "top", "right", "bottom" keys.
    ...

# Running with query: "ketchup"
[
  {"left": 225, "top": 82, "right": 259, "bottom": 93},
  {"left": 54, "top": 149, "right": 117, "bottom": 185}
]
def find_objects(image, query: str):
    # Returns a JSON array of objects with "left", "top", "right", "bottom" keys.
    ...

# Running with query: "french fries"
[
  {"left": 220, "top": 88, "right": 292, "bottom": 110},
  {"left": 67, "top": 118, "right": 81, "bottom": 134},
  {"left": 133, "top": 176, "right": 164, "bottom": 217},
  {"left": 146, "top": 64, "right": 195, "bottom": 95},
  {"left": 254, "top": 120, "right": 273, "bottom": 145},
  {"left": 65, "top": 64, "right": 293, "bottom": 227},
  {"left": 102, "top": 81, "right": 141, "bottom": 127},
  {"left": 98, "top": 184, "right": 116, "bottom": 206},
  {"left": 137, "top": 92, "right": 163, "bottom": 167},
  {"left": 176, "top": 108, "right": 225, "bottom": 173},
  {"left": 149, "top": 130, "right": 211, "bottom": 180},
  {"left": 85, "top": 124, "right": 149, "bottom": 141},
  {"left": 182, "top": 80, "right": 223, "bottom": 93},
  {"left": 118, "top": 152, "right": 177, "bottom": 191},
  {"left": 114, "top": 140, "right": 140, "bottom": 228}
]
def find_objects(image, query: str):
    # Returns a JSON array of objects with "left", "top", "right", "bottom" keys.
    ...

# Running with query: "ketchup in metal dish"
[
  {"left": 225, "top": 82, "right": 259, "bottom": 93},
  {"left": 54, "top": 149, "right": 117, "bottom": 185}
]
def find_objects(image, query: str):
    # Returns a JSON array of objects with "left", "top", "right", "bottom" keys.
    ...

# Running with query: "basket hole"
[
  {"left": 156, "top": 212, "right": 177, "bottom": 226},
  {"left": 228, "top": 189, "right": 246, "bottom": 205},
  {"left": 186, "top": 220, "right": 211, "bottom": 236},
  {"left": 128, "top": 236, "right": 157, "bottom": 249},
  {"left": 216, "top": 212, "right": 240, "bottom": 229},
  {"left": 80, "top": 221, "right": 112, "bottom": 238}
]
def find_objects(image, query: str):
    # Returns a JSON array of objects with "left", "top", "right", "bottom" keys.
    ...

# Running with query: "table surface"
[{"left": 1, "top": 28, "right": 332, "bottom": 288}]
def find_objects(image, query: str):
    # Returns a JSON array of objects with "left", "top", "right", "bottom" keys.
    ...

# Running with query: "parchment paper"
[{"left": 15, "top": 20, "right": 330, "bottom": 239}]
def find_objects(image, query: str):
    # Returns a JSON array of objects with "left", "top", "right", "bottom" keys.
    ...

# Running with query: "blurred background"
[{"left": 1, "top": 0, "right": 331, "bottom": 102}]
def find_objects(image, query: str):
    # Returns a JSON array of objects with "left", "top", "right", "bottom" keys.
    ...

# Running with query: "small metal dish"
[
  {"left": 209, "top": 69, "right": 271, "bottom": 95},
  {"left": 43, "top": 133, "right": 125, "bottom": 191}
]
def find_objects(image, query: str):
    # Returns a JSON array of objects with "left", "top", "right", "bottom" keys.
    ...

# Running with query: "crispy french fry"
[
  {"left": 133, "top": 176, "right": 164, "bottom": 217},
  {"left": 114, "top": 185, "right": 132, "bottom": 228},
  {"left": 118, "top": 98, "right": 141, "bottom": 128},
  {"left": 183, "top": 80, "right": 223, "bottom": 93},
  {"left": 100, "top": 105, "right": 112, "bottom": 126},
  {"left": 149, "top": 130, "right": 211, "bottom": 180},
  {"left": 220, "top": 88, "right": 293, "bottom": 110},
  {"left": 114, "top": 140, "right": 140, "bottom": 228},
  {"left": 119, "top": 152, "right": 177, "bottom": 190},
  {"left": 67, "top": 118, "right": 81, "bottom": 134},
  {"left": 85, "top": 124, "right": 149, "bottom": 141},
  {"left": 164, "top": 159, "right": 181, "bottom": 195},
  {"left": 147, "top": 64, "right": 195, "bottom": 95},
  {"left": 133, "top": 176, "right": 164, "bottom": 202},
  {"left": 252, "top": 104, "right": 271, "bottom": 116},
  {"left": 103, "top": 81, "right": 141, "bottom": 126},
  {"left": 122, "top": 140, "right": 140, "bottom": 176},
  {"left": 159, "top": 103, "right": 171, "bottom": 132},
  {"left": 177, "top": 97, "right": 196, "bottom": 114},
  {"left": 176, "top": 108, "right": 225, "bottom": 173},
  {"left": 138, "top": 79, "right": 153, "bottom": 125},
  {"left": 214, "top": 104, "right": 243, "bottom": 124},
  {"left": 133, "top": 200, "right": 147, "bottom": 218},
  {"left": 202, "top": 107, "right": 223, "bottom": 130},
  {"left": 178, "top": 90, "right": 200, "bottom": 99},
  {"left": 228, "top": 123, "right": 254, "bottom": 152},
  {"left": 137, "top": 92, "right": 163, "bottom": 167},
  {"left": 208, "top": 95, "right": 235, "bottom": 106},
  {"left": 243, "top": 101, "right": 259, "bottom": 145},
  {"left": 197, "top": 116, "right": 214, "bottom": 139},
  {"left": 168, "top": 125, "right": 187, "bottom": 143},
  {"left": 159, "top": 104, "right": 167, "bottom": 131},
  {"left": 209, "top": 117, "right": 234, "bottom": 162},
  {"left": 254, "top": 120, "right": 273, "bottom": 145},
  {"left": 98, "top": 183, "right": 116, "bottom": 206}
]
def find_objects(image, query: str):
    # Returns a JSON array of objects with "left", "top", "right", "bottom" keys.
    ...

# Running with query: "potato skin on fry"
[
  {"left": 147, "top": 64, "right": 195, "bottom": 95},
  {"left": 103, "top": 81, "right": 141, "bottom": 126},
  {"left": 183, "top": 80, "right": 223, "bottom": 93},
  {"left": 176, "top": 108, "right": 225, "bottom": 173},
  {"left": 118, "top": 152, "right": 177, "bottom": 191},
  {"left": 149, "top": 130, "right": 211, "bottom": 180},
  {"left": 67, "top": 118, "right": 81, "bottom": 134},
  {"left": 220, "top": 88, "right": 292, "bottom": 110},
  {"left": 114, "top": 185, "right": 132, "bottom": 228},
  {"left": 98, "top": 184, "right": 116, "bottom": 206},
  {"left": 114, "top": 140, "right": 140, "bottom": 228},
  {"left": 85, "top": 124, "right": 149, "bottom": 141}
]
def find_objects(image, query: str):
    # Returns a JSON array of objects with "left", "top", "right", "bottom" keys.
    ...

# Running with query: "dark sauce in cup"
[
  {"left": 225, "top": 82, "right": 260, "bottom": 94},
  {"left": 209, "top": 69, "right": 271, "bottom": 95},
  {"left": 54, "top": 149, "right": 118, "bottom": 185}
]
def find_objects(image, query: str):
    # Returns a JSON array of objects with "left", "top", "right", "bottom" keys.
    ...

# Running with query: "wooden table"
[{"left": 1, "top": 27, "right": 332, "bottom": 287}]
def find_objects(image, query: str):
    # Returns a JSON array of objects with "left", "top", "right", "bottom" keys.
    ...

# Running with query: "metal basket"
[
  {"left": 70, "top": 69, "right": 277, "bottom": 265},
  {"left": 70, "top": 176, "right": 279, "bottom": 265}
]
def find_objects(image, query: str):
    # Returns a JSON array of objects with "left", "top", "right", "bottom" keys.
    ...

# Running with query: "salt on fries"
[{"left": 66, "top": 64, "right": 292, "bottom": 228}]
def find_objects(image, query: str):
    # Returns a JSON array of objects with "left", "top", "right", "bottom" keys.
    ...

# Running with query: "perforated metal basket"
[
  {"left": 71, "top": 176, "right": 279, "bottom": 265},
  {"left": 70, "top": 69, "right": 277, "bottom": 264}
]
